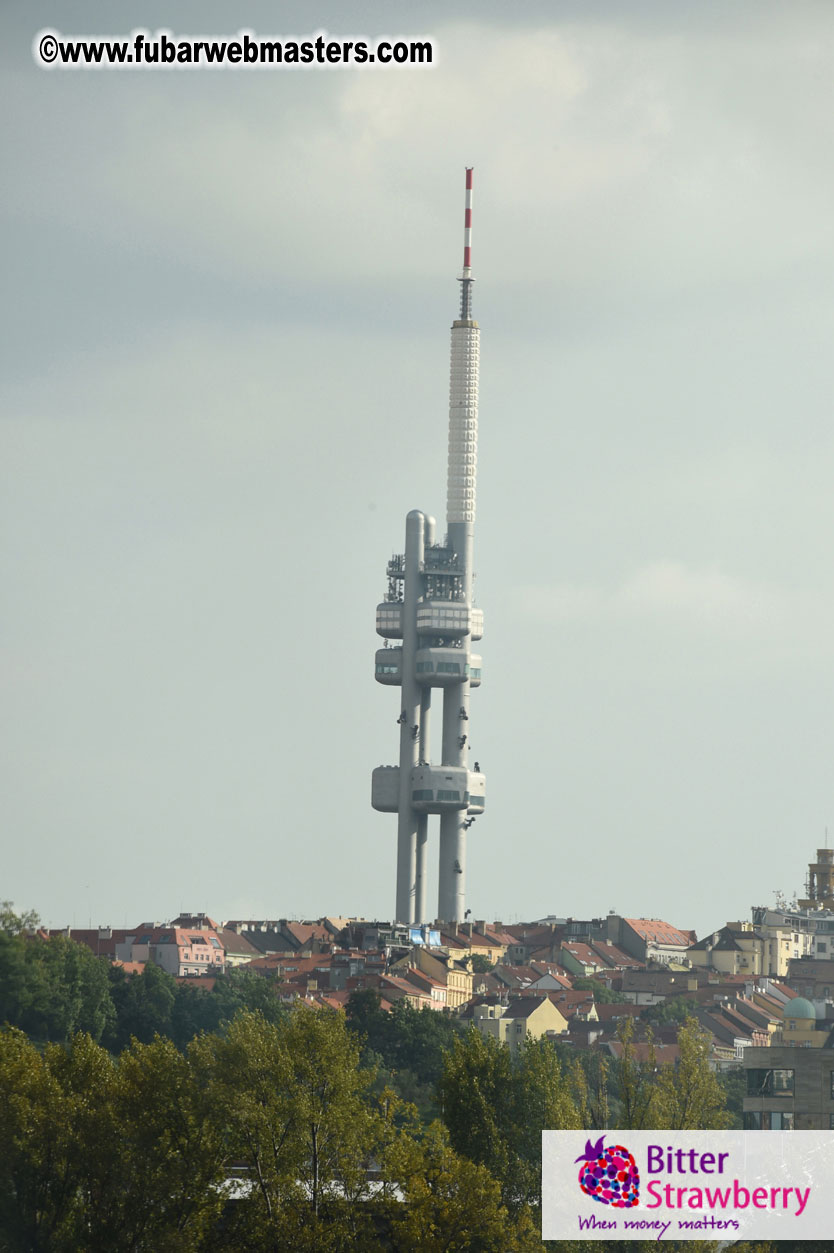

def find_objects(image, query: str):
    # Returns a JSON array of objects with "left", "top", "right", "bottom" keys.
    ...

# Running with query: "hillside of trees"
[{"left": 0, "top": 908, "right": 818, "bottom": 1252}]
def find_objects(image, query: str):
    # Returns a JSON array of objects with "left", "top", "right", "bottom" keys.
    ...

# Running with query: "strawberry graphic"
[{"left": 575, "top": 1136, "right": 639, "bottom": 1208}]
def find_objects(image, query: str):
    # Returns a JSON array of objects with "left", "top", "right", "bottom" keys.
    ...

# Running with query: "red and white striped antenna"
[
  {"left": 463, "top": 167, "right": 473, "bottom": 277},
  {"left": 459, "top": 166, "right": 475, "bottom": 320}
]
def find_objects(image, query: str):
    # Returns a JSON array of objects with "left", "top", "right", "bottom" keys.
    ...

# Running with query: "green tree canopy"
[
  {"left": 388, "top": 1121, "right": 540, "bottom": 1253},
  {"left": 0, "top": 1027, "right": 225, "bottom": 1252},
  {"left": 194, "top": 1004, "right": 386, "bottom": 1252},
  {"left": 106, "top": 960, "right": 176, "bottom": 1050},
  {"left": 642, "top": 993, "right": 701, "bottom": 1025},
  {"left": 439, "top": 1027, "right": 579, "bottom": 1215},
  {"left": 610, "top": 1016, "right": 730, "bottom": 1132},
  {"left": 346, "top": 991, "right": 464, "bottom": 1122},
  {"left": 170, "top": 966, "right": 285, "bottom": 1049},
  {"left": 0, "top": 933, "right": 114, "bottom": 1044},
  {"left": 571, "top": 976, "right": 621, "bottom": 1003},
  {"left": 653, "top": 1018, "right": 731, "bottom": 1130},
  {"left": 0, "top": 901, "right": 40, "bottom": 934}
]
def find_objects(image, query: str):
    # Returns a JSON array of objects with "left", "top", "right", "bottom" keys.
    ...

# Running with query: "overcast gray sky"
[{"left": 3, "top": 0, "right": 834, "bottom": 935}]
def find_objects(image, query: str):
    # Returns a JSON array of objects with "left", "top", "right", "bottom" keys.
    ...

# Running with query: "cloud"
[
  {"left": 519, "top": 559, "right": 789, "bottom": 635},
  {"left": 8, "top": 10, "right": 833, "bottom": 306}
]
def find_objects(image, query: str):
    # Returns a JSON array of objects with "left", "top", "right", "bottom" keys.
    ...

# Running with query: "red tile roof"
[
  {"left": 623, "top": 919, "right": 694, "bottom": 948},
  {"left": 561, "top": 942, "right": 602, "bottom": 966},
  {"left": 588, "top": 941, "right": 644, "bottom": 969}
]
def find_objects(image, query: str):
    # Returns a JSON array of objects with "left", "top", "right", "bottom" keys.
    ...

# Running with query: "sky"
[{"left": 3, "top": 1, "right": 834, "bottom": 936}]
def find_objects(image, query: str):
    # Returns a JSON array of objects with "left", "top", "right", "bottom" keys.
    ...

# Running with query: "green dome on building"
[{"left": 786, "top": 997, "right": 815, "bottom": 1019}]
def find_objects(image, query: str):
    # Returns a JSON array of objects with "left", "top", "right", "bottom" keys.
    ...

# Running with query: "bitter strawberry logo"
[{"left": 575, "top": 1136, "right": 640, "bottom": 1208}]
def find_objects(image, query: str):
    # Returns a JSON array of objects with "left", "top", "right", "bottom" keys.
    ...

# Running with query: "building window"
[
  {"left": 437, "top": 662, "right": 461, "bottom": 674},
  {"left": 412, "top": 789, "right": 433, "bottom": 802},
  {"left": 743, "top": 1111, "right": 793, "bottom": 1130},
  {"left": 747, "top": 1069, "right": 794, "bottom": 1096},
  {"left": 437, "top": 789, "right": 461, "bottom": 801}
]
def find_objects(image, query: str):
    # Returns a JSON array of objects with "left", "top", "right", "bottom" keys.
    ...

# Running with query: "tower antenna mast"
[{"left": 371, "top": 168, "right": 485, "bottom": 925}]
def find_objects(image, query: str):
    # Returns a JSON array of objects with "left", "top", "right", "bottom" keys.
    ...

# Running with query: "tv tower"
[{"left": 372, "top": 168, "right": 485, "bottom": 925}]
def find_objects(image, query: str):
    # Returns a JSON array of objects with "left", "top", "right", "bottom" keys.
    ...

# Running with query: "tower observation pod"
[{"left": 371, "top": 168, "right": 485, "bottom": 925}]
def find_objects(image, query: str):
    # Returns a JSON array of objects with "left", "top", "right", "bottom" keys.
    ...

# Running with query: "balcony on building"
[
  {"left": 467, "top": 770, "right": 486, "bottom": 813},
  {"left": 414, "top": 646, "right": 467, "bottom": 686},
  {"left": 376, "top": 602, "right": 403, "bottom": 639},
  {"left": 374, "top": 647, "right": 402, "bottom": 686},
  {"left": 371, "top": 765, "right": 400, "bottom": 812},
  {"left": 410, "top": 765, "right": 470, "bottom": 813},
  {"left": 373, "top": 764, "right": 485, "bottom": 816},
  {"left": 414, "top": 647, "right": 483, "bottom": 688},
  {"left": 416, "top": 600, "right": 471, "bottom": 637}
]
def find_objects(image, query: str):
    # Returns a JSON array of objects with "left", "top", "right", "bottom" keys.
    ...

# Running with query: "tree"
[
  {"left": 610, "top": 1016, "right": 659, "bottom": 1130},
  {"left": 100, "top": 1034, "right": 227, "bottom": 1251},
  {"left": 348, "top": 992, "right": 465, "bottom": 1080},
  {"left": 0, "top": 1025, "right": 227, "bottom": 1252},
  {"left": 0, "top": 902, "right": 40, "bottom": 934},
  {"left": 470, "top": 954, "right": 495, "bottom": 974},
  {"left": 346, "top": 991, "right": 464, "bottom": 1122},
  {"left": 170, "top": 967, "right": 285, "bottom": 1050},
  {"left": 43, "top": 1032, "right": 120, "bottom": 1251},
  {"left": 572, "top": 977, "right": 620, "bottom": 1003},
  {"left": 642, "top": 994, "right": 700, "bottom": 1025},
  {"left": 0, "top": 931, "right": 32, "bottom": 1030},
  {"left": 609, "top": 1016, "right": 730, "bottom": 1133},
  {"left": 388, "top": 1122, "right": 539, "bottom": 1253},
  {"left": 345, "top": 988, "right": 389, "bottom": 1049},
  {"left": 281, "top": 1003, "right": 379, "bottom": 1220},
  {"left": 653, "top": 1018, "right": 730, "bottom": 1130},
  {"left": 439, "top": 1029, "right": 515, "bottom": 1192},
  {"left": 717, "top": 1065, "right": 745, "bottom": 1129},
  {"left": 106, "top": 960, "right": 175, "bottom": 1050},
  {"left": 0, "top": 1025, "right": 82, "bottom": 1251},
  {"left": 439, "top": 1028, "right": 579, "bottom": 1216},
  {"left": 512, "top": 1036, "right": 581, "bottom": 1206},
  {"left": 568, "top": 1047, "right": 610, "bottom": 1132},
  {"left": 31, "top": 936, "right": 114, "bottom": 1043},
  {"left": 0, "top": 933, "right": 114, "bottom": 1045},
  {"left": 196, "top": 1005, "right": 385, "bottom": 1251}
]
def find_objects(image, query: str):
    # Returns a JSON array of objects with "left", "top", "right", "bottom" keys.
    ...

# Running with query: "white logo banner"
[{"left": 543, "top": 1131, "right": 834, "bottom": 1241}]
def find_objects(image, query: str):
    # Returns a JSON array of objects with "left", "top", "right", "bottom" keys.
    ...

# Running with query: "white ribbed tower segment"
[
  {"left": 446, "top": 323, "right": 479, "bottom": 526},
  {"left": 438, "top": 167, "right": 482, "bottom": 924}
]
